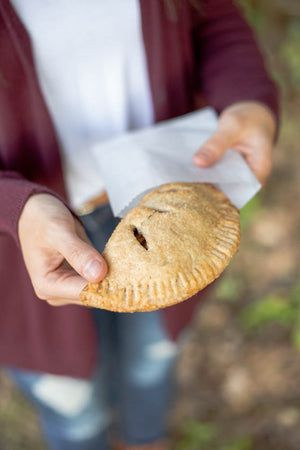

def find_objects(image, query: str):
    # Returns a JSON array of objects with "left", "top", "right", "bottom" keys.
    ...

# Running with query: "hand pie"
[{"left": 80, "top": 183, "right": 240, "bottom": 312}]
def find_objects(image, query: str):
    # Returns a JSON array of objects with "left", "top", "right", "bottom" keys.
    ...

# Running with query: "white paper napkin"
[{"left": 91, "top": 107, "right": 261, "bottom": 217}]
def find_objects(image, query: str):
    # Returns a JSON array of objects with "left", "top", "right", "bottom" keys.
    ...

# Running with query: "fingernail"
[
  {"left": 83, "top": 259, "right": 103, "bottom": 280},
  {"left": 194, "top": 151, "right": 212, "bottom": 163}
]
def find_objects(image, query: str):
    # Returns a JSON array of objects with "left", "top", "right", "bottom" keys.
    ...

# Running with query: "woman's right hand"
[{"left": 18, "top": 193, "right": 107, "bottom": 306}]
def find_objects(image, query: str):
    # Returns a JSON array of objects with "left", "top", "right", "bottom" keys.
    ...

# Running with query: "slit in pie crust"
[{"left": 80, "top": 183, "right": 240, "bottom": 312}]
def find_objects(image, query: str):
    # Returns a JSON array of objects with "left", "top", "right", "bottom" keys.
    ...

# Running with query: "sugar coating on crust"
[{"left": 80, "top": 183, "right": 240, "bottom": 312}]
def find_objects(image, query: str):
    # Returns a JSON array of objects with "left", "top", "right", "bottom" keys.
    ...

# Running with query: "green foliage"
[
  {"left": 216, "top": 277, "right": 244, "bottom": 303},
  {"left": 239, "top": 295, "right": 293, "bottom": 331},
  {"left": 175, "top": 420, "right": 253, "bottom": 450},
  {"left": 220, "top": 436, "right": 252, "bottom": 450},
  {"left": 239, "top": 282, "right": 300, "bottom": 346},
  {"left": 290, "top": 281, "right": 300, "bottom": 349},
  {"left": 291, "top": 326, "right": 300, "bottom": 350},
  {"left": 279, "top": 109, "right": 300, "bottom": 142},
  {"left": 174, "top": 421, "right": 217, "bottom": 450},
  {"left": 240, "top": 195, "right": 262, "bottom": 231},
  {"left": 237, "top": 0, "right": 267, "bottom": 31},
  {"left": 281, "top": 21, "right": 300, "bottom": 94},
  {"left": 290, "top": 280, "right": 300, "bottom": 307},
  {"left": 237, "top": 0, "right": 300, "bottom": 100}
]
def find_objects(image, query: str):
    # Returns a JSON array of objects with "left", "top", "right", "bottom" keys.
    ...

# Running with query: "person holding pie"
[{"left": 0, "top": 1, "right": 278, "bottom": 449}]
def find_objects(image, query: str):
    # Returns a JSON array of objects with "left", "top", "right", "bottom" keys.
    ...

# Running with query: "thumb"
[
  {"left": 193, "top": 127, "right": 234, "bottom": 167},
  {"left": 56, "top": 230, "right": 107, "bottom": 283}
]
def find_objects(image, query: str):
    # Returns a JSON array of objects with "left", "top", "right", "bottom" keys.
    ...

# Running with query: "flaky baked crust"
[{"left": 80, "top": 183, "right": 240, "bottom": 312}]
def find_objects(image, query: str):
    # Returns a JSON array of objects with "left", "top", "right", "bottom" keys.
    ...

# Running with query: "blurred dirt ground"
[{"left": 1, "top": 1, "right": 300, "bottom": 449}]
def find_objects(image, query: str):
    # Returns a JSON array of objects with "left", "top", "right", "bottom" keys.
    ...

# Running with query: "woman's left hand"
[{"left": 193, "top": 101, "right": 277, "bottom": 185}]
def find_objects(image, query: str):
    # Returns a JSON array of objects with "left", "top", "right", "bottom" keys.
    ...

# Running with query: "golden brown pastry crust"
[{"left": 80, "top": 183, "right": 240, "bottom": 312}]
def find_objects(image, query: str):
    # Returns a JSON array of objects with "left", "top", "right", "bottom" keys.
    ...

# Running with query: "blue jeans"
[{"left": 7, "top": 204, "right": 178, "bottom": 449}]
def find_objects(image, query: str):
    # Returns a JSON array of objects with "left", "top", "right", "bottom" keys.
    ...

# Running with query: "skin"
[
  {"left": 193, "top": 101, "right": 276, "bottom": 185},
  {"left": 18, "top": 193, "right": 107, "bottom": 306},
  {"left": 18, "top": 101, "right": 276, "bottom": 307}
]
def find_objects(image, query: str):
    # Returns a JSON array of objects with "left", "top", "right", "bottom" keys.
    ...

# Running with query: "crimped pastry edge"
[
  {"left": 80, "top": 183, "right": 241, "bottom": 312},
  {"left": 80, "top": 224, "right": 240, "bottom": 312}
]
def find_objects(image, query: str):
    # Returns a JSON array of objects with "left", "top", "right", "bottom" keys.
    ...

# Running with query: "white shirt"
[{"left": 11, "top": 0, "right": 154, "bottom": 210}]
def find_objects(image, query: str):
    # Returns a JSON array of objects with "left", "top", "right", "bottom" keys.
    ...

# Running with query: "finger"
[
  {"left": 250, "top": 153, "right": 272, "bottom": 186},
  {"left": 36, "top": 267, "right": 90, "bottom": 303},
  {"left": 233, "top": 133, "right": 273, "bottom": 185},
  {"left": 193, "top": 127, "right": 234, "bottom": 167},
  {"left": 54, "top": 229, "right": 107, "bottom": 282},
  {"left": 45, "top": 298, "right": 82, "bottom": 307}
]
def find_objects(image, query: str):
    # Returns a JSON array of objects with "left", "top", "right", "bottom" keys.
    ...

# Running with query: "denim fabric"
[
  {"left": 7, "top": 368, "right": 110, "bottom": 450},
  {"left": 7, "top": 204, "right": 177, "bottom": 449}
]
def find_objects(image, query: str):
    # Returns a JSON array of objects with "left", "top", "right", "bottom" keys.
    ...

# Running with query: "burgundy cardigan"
[{"left": 0, "top": 0, "right": 279, "bottom": 378}]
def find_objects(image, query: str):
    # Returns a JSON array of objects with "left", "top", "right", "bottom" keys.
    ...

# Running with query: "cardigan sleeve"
[
  {"left": 0, "top": 170, "right": 69, "bottom": 248},
  {"left": 193, "top": 0, "right": 279, "bottom": 124}
]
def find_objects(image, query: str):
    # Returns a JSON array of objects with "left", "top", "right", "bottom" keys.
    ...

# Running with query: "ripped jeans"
[{"left": 7, "top": 204, "right": 178, "bottom": 450}]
